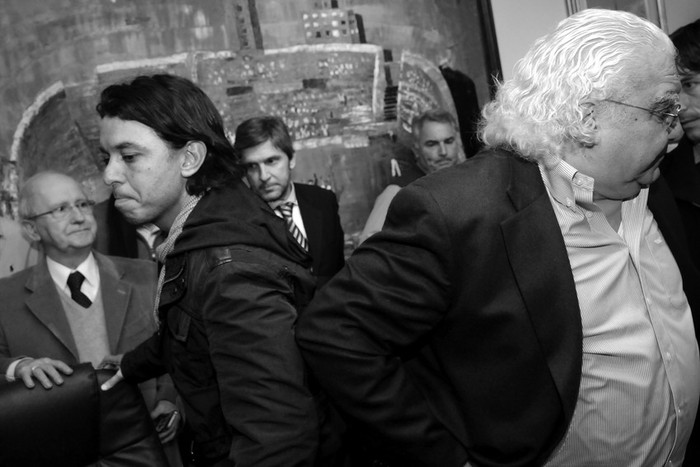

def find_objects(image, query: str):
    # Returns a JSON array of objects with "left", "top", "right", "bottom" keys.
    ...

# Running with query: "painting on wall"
[
  {"left": 1, "top": 0, "right": 503, "bottom": 243},
  {"left": 565, "top": 0, "right": 668, "bottom": 31}
]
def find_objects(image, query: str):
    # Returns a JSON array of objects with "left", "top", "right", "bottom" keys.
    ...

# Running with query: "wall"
[
  {"left": 666, "top": 1, "right": 700, "bottom": 33},
  {"left": 491, "top": 0, "right": 700, "bottom": 81}
]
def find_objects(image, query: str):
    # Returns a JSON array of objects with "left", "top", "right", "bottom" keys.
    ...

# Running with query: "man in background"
[
  {"left": 661, "top": 18, "right": 700, "bottom": 269},
  {"left": 297, "top": 9, "right": 700, "bottom": 466},
  {"left": 234, "top": 115, "right": 345, "bottom": 288},
  {"left": 359, "top": 108, "right": 463, "bottom": 243},
  {"left": 0, "top": 171, "right": 180, "bottom": 464}
]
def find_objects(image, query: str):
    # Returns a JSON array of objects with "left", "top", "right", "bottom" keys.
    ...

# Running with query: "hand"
[
  {"left": 150, "top": 400, "right": 181, "bottom": 444},
  {"left": 100, "top": 368, "right": 124, "bottom": 391},
  {"left": 16, "top": 358, "right": 73, "bottom": 389},
  {"left": 97, "top": 354, "right": 123, "bottom": 370}
]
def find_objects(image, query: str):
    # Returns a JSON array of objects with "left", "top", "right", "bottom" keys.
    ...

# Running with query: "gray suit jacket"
[{"left": 0, "top": 251, "right": 174, "bottom": 407}]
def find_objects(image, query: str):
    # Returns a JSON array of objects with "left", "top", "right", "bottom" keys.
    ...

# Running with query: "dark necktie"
[
  {"left": 277, "top": 202, "right": 308, "bottom": 251},
  {"left": 67, "top": 271, "right": 92, "bottom": 308}
]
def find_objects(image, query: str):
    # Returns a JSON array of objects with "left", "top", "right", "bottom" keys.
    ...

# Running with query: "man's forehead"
[
  {"left": 242, "top": 142, "right": 287, "bottom": 162},
  {"left": 419, "top": 122, "right": 455, "bottom": 140},
  {"left": 680, "top": 71, "right": 700, "bottom": 80},
  {"left": 99, "top": 117, "right": 161, "bottom": 146},
  {"left": 29, "top": 176, "right": 84, "bottom": 206}
]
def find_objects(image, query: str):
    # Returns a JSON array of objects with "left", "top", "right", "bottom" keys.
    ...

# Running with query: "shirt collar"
[
  {"left": 46, "top": 252, "right": 98, "bottom": 290},
  {"left": 269, "top": 183, "right": 298, "bottom": 211},
  {"left": 538, "top": 158, "right": 596, "bottom": 212},
  {"left": 136, "top": 223, "right": 162, "bottom": 247}
]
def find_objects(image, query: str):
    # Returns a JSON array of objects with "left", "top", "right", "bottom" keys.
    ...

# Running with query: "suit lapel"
[
  {"left": 25, "top": 258, "right": 80, "bottom": 359},
  {"left": 95, "top": 252, "right": 131, "bottom": 353},
  {"left": 500, "top": 158, "right": 582, "bottom": 419},
  {"left": 295, "top": 184, "right": 323, "bottom": 256}
]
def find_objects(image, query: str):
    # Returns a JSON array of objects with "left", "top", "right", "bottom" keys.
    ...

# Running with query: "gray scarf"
[{"left": 153, "top": 193, "right": 203, "bottom": 325}]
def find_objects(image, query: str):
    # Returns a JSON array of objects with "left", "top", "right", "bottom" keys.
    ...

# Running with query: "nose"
[
  {"left": 69, "top": 204, "right": 87, "bottom": 223},
  {"left": 438, "top": 142, "right": 447, "bottom": 157},
  {"left": 102, "top": 157, "right": 122, "bottom": 187},
  {"left": 679, "top": 92, "right": 691, "bottom": 113},
  {"left": 259, "top": 165, "right": 271, "bottom": 181}
]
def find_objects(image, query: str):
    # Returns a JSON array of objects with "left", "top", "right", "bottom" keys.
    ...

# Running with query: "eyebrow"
[
  {"left": 424, "top": 136, "right": 455, "bottom": 143},
  {"left": 99, "top": 142, "right": 145, "bottom": 154},
  {"left": 649, "top": 94, "right": 679, "bottom": 111}
]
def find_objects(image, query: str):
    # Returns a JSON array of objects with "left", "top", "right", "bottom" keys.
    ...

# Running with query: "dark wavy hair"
[
  {"left": 671, "top": 19, "right": 700, "bottom": 74},
  {"left": 96, "top": 74, "right": 241, "bottom": 195},
  {"left": 233, "top": 115, "right": 295, "bottom": 162}
]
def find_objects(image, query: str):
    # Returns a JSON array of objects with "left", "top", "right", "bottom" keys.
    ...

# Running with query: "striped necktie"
[{"left": 277, "top": 202, "right": 308, "bottom": 251}]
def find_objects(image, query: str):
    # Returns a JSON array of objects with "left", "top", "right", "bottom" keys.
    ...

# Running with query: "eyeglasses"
[
  {"left": 602, "top": 99, "right": 681, "bottom": 132},
  {"left": 27, "top": 200, "right": 96, "bottom": 221}
]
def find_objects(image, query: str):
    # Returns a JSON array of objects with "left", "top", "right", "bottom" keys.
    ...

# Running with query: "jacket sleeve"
[
  {"left": 154, "top": 374, "right": 177, "bottom": 404},
  {"left": 121, "top": 331, "right": 168, "bottom": 383},
  {"left": 296, "top": 183, "right": 468, "bottom": 466},
  {"left": 200, "top": 250, "right": 318, "bottom": 467}
]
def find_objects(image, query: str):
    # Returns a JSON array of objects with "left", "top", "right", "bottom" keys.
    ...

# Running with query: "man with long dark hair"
[{"left": 96, "top": 74, "right": 320, "bottom": 467}]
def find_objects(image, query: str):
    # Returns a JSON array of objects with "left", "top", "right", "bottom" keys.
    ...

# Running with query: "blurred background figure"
[
  {"left": 438, "top": 47, "right": 482, "bottom": 159},
  {"left": 359, "top": 108, "right": 463, "bottom": 243},
  {"left": 661, "top": 18, "right": 700, "bottom": 269}
]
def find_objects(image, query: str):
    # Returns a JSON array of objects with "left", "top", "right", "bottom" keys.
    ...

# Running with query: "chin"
[
  {"left": 120, "top": 210, "right": 149, "bottom": 226},
  {"left": 261, "top": 191, "right": 281, "bottom": 203}
]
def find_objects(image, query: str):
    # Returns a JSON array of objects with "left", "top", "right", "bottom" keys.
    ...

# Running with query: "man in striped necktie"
[{"left": 235, "top": 116, "right": 345, "bottom": 288}]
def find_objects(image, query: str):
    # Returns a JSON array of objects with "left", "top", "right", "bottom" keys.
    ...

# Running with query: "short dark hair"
[
  {"left": 671, "top": 19, "right": 700, "bottom": 74},
  {"left": 96, "top": 74, "right": 241, "bottom": 195},
  {"left": 411, "top": 109, "right": 457, "bottom": 139},
  {"left": 233, "top": 116, "right": 295, "bottom": 162}
]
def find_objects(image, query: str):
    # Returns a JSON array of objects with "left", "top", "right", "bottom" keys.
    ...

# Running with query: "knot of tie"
[
  {"left": 277, "top": 202, "right": 308, "bottom": 251},
  {"left": 67, "top": 271, "right": 92, "bottom": 308}
]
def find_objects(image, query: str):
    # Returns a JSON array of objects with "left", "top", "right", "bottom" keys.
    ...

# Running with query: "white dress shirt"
[
  {"left": 540, "top": 160, "right": 700, "bottom": 467},
  {"left": 46, "top": 252, "right": 100, "bottom": 302}
]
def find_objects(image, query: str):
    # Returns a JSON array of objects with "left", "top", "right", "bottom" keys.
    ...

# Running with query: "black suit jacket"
[
  {"left": 296, "top": 150, "right": 700, "bottom": 467},
  {"left": 660, "top": 137, "right": 700, "bottom": 269},
  {"left": 295, "top": 183, "right": 345, "bottom": 288}
]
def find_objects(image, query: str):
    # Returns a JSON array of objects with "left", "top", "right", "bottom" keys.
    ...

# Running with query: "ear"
[
  {"left": 580, "top": 101, "right": 598, "bottom": 129},
  {"left": 289, "top": 155, "right": 296, "bottom": 170},
  {"left": 578, "top": 101, "right": 599, "bottom": 147},
  {"left": 181, "top": 141, "right": 207, "bottom": 178},
  {"left": 21, "top": 220, "right": 41, "bottom": 244}
]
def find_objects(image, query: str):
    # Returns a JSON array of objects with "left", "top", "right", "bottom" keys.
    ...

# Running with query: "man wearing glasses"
[
  {"left": 0, "top": 171, "right": 180, "bottom": 463},
  {"left": 297, "top": 9, "right": 700, "bottom": 466}
]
